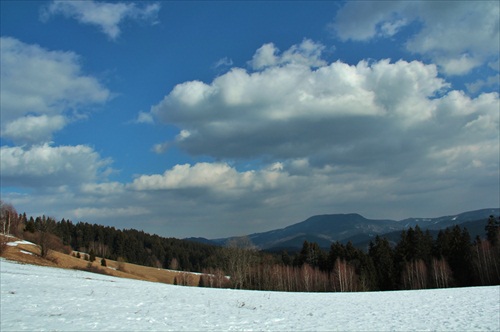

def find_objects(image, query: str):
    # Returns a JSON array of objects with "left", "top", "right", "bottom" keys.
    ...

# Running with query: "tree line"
[
  {"left": 1, "top": 201, "right": 499, "bottom": 292},
  {"left": 198, "top": 217, "right": 498, "bottom": 292}
]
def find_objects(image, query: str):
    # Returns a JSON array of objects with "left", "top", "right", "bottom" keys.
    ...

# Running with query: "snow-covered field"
[{"left": 1, "top": 258, "right": 499, "bottom": 331}]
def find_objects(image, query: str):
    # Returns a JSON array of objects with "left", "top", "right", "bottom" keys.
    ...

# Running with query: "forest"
[{"left": 1, "top": 201, "right": 499, "bottom": 292}]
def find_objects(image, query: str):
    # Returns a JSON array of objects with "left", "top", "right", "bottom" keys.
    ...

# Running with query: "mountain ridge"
[{"left": 188, "top": 208, "right": 499, "bottom": 250}]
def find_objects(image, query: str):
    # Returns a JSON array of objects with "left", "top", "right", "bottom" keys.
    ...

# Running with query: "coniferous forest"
[{"left": 1, "top": 201, "right": 499, "bottom": 292}]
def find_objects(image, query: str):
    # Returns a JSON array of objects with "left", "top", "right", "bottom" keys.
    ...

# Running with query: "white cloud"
[
  {"left": 134, "top": 111, "right": 154, "bottom": 124},
  {"left": 213, "top": 57, "right": 233, "bottom": 69},
  {"left": 466, "top": 74, "right": 500, "bottom": 94},
  {"left": 130, "top": 162, "right": 287, "bottom": 197},
  {"left": 380, "top": 18, "right": 407, "bottom": 37},
  {"left": 0, "top": 37, "right": 110, "bottom": 144},
  {"left": 152, "top": 42, "right": 460, "bottom": 167},
  {"left": 249, "top": 39, "right": 326, "bottom": 70},
  {"left": 437, "top": 54, "right": 482, "bottom": 76},
  {"left": 331, "top": 1, "right": 408, "bottom": 41},
  {"left": 0, "top": 143, "right": 112, "bottom": 189},
  {"left": 249, "top": 43, "right": 278, "bottom": 70},
  {"left": 331, "top": 1, "right": 500, "bottom": 75},
  {"left": 2, "top": 115, "right": 67, "bottom": 144},
  {"left": 41, "top": 0, "right": 160, "bottom": 40},
  {"left": 152, "top": 142, "right": 170, "bottom": 154}
]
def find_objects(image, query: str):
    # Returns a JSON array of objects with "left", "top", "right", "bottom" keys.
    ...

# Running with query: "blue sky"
[{"left": 1, "top": 1, "right": 499, "bottom": 239}]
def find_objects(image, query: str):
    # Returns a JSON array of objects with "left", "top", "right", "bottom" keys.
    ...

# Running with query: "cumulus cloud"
[
  {"left": 41, "top": 0, "right": 160, "bottom": 40},
  {"left": 130, "top": 162, "right": 287, "bottom": 197},
  {"left": 0, "top": 143, "right": 112, "bottom": 189},
  {"left": 152, "top": 41, "right": 467, "bottom": 171},
  {"left": 331, "top": 1, "right": 500, "bottom": 75},
  {"left": 2, "top": 115, "right": 67, "bottom": 145},
  {"left": 0, "top": 37, "right": 110, "bottom": 144}
]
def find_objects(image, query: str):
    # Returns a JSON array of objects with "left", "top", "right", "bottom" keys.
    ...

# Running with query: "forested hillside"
[{"left": 1, "top": 201, "right": 499, "bottom": 292}]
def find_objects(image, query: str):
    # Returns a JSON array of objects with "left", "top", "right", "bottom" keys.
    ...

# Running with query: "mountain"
[
  {"left": 246, "top": 213, "right": 398, "bottom": 250},
  {"left": 208, "top": 208, "right": 499, "bottom": 251}
]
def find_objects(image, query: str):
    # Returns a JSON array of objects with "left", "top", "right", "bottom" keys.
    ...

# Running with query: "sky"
[{"left": 1, "top": 1, "right": 499, "bottom": 239}]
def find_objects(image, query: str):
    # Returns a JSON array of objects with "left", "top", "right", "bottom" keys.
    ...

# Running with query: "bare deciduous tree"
[
  {"left": 176, "top": 272, "right": 192, "bottom": 286},
  {"left": 169, "top": 257, "right": 179, "bottom": 270},
  {"left": 473, "top": 239, "right": 500, "bottom": 285},
  {"left": 0, "top": 201, "right": 20, "bottom": 237},
  {"left": 223, "top": 237, "right": 257, "bottom": 289},
  {"left": 402, "top": 259, "right": 428, "bottom": 289},
  {"left": 333, "top": 258, "right": 358, "bottom": 292},
  {"left": 431, "top": 257, "right": 452, "bottom": 288}
]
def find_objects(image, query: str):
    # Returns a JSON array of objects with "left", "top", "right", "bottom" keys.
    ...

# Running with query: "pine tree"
[{"left": 101, "top": 258, "right": 107, "bottom": 267}]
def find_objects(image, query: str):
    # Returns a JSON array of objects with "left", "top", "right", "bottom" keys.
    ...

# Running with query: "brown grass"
[{"left": 0, "top": 235, "right": 201, "bottom": 286}]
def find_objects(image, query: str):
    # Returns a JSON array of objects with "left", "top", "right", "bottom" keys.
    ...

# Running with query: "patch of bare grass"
[{"left": 1, "top": 235, "right": 201, "bottom": 286}]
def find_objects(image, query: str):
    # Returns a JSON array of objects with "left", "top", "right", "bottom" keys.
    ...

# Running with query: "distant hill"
[{"left": 199, "top": 208, "right": 499, "bottom": 251}]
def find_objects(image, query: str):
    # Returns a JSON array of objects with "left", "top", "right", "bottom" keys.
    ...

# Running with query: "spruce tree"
[
  {"left": 485, "top": 215, "right": 500, "bottom": 246},
  {"left": 24, "top": 217, "right": 35, "bottom": 233},
  {"left": 369, "top": 236, "right": 395, "bottom": 290}
]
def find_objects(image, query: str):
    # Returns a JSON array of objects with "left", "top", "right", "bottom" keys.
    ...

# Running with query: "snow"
[
  {"left": 1, "top": 258, "right": 499, "bottom": 332},
  {"left": 6, "top": 240, "right": 35, "bottom": 247}
]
